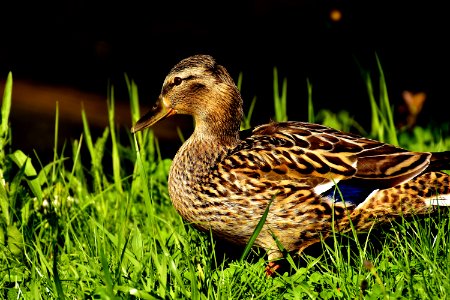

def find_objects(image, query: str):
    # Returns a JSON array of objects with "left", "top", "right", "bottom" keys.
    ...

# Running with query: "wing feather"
[{"left": 227, "top": 121, "right": 432, "bottom": 194}]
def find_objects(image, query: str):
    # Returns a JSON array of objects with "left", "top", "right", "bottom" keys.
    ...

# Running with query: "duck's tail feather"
[
  {"left": 355, "top": 171, "right": 450, "bottom": 213},
  {"left": 339, "top": 172, "right": 449, "bottom": 232}
]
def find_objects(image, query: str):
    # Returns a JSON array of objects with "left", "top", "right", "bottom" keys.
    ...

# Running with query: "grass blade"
[
  {"left": 52, "top": 101, "right": 59, "bottom": 183},
  {"left": 9, "top": 150, "right": 43, "bottom": 202},
  {"left": 240, "top": 196, "right": 274, "bottom": 262},
  {"left": 273, "top": 67, "right": 288, "bottom": 122},
  {"left": 107, "top": 85, "right": 123, "bottom": 193},
  {"left": 52, "top": 234, "right": 65, "bottom": 299},
  {"left": 1, "top": 72, "right": 12, "bottom": 138},
  {"left": 307, "top": 78, "right": 314, "bottom": 123},
  {"left": 376, "top": 55, "right": 398, "bottom": 145}
]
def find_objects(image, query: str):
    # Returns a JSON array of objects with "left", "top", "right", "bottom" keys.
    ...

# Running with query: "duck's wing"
[{"left": 227, "top": 121, "right": 432, "bottom": 199}]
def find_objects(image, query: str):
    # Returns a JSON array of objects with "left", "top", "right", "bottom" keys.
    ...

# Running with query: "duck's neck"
[
  {"left": 169, "top": 123, "right": 240, "bottom": 185},
  {"left": 168, "top": 117, "right": 241, "bottom": 221}
]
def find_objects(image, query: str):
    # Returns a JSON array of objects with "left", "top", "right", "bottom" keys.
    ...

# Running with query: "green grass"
[{"left": 1, "top": 64, "right": 450, "bottom": 299}]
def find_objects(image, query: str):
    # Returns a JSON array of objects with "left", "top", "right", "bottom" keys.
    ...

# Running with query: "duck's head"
[{"left": 131, "top": 55, "right": 244, "bottom": 139}]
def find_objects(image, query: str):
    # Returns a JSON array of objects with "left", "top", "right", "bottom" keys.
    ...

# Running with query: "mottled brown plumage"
[{"left": 131, "top": 54, "right": 450, "bottom": 265}]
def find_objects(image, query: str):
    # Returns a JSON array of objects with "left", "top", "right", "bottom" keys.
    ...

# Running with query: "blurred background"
[{"left": 0, "top": 1, "right": 448, "bottom": 159}]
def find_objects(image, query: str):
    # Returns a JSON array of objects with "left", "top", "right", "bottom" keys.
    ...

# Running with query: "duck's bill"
[{"left": 131, "top": 97, "right": 176, "bottom": 133}]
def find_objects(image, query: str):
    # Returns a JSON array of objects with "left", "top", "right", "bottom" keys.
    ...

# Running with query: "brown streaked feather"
[
  {"left": 229, "top": 121, "right": 433, "bottom": 190},
  {"left": 354, "top": 152, "right": 431, "bottom": 187}
]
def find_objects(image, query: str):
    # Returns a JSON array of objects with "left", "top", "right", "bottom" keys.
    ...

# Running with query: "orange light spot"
[{"left": 330, "top": 9, "right": 342, "bottom": 22}]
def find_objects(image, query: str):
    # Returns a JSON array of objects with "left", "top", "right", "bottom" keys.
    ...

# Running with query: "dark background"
[{"left": 1, "top": 1, "right": 449, "bottom": 158}]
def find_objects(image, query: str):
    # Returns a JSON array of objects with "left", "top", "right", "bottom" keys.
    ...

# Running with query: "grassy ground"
[{"left": 1, "top": 66, "right": 450, "bottom": 299}]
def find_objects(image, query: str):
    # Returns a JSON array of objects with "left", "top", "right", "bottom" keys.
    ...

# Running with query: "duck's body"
[{"left": 132, "top": 55, "right": 450, "bottom": 262}]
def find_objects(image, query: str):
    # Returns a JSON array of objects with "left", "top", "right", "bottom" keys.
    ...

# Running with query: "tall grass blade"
[
  {"left": 0, "top": 73, "right": 12, "bottom": 225},
  {"left": 52, "top": 101, "right": 59, "bottom": 183},
  {"left": 376, "top": 55, "right": 398, "bottom": 145},
  {"left": 125, "top": 74, "right": 143, "bottom": 147},
  {"left": 1, "top": 72, "right": 12, "bottom": 173},
  {"left": 1, "top": 72, "right": 12, "bottom": 139},
  {"left": 81, "top": 106, "right": 108, "bottom": 193},
  {"left": 107, "top": 85, "right": 123, "bottom": 193},
  {"left": 364, "top": 71, "right": 380, "bottom": 138},
  {"left": 241, "top": 96, "right": 257, "bottom": 130},
  {"left": 236, "top": 71, "right": 243, "bottom": 92},
  {"left": 273, "top": 67, "right": 288, "bottom": 122},
  {"left": 236, "top": 72, "right": 258, "bottom": 130},
  {"left": 133, "top": 135, "right": 155, "bottom": 232},
  {"left": 240, "top": 196, "right": 274, "bottom": 262},
  {"left": 69, "top": 134, "right": 84, "bottom": 189},
  {"left": 52, "top": 237, "right": 65, "bottom": 299},
  {"left": 176, "top": 126, "right": 185, "bottom": 143},
  {"left": 125, "top": 74, "right": 140, "bottom": 125},
  {"left": 0, "top": 173, "right": 8, "bottom": 224},
  {"left": 99, "top": 245, "right": 115, "bottom": 297},
  {"left": 307, "top": 78, "right": 314, "bottom": 123},
  {"left": 0, "top": 72, "right": 11, "bottom": 225},
  {"left": 269, "top": 228, "right": 297, "bottom": 271}
]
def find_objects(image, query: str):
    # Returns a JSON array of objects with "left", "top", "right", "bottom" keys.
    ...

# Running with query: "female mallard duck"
[{"left": 132, "top": 54, "right": 450, "bottom": 272}]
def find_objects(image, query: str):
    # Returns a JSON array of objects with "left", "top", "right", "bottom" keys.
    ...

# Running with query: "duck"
[{"left": 131, "top": 54, "right": 450, "bottom": 273}]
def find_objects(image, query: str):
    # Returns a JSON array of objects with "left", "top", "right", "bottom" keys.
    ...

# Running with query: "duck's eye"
[{"left": 173, "top": 77, "right": 182, "bottom": 86}]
